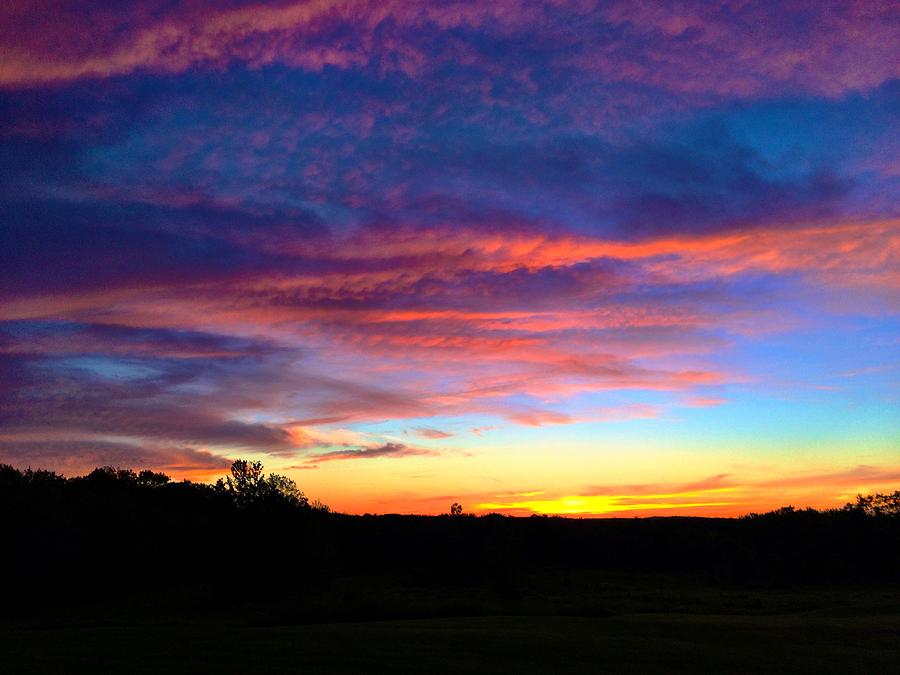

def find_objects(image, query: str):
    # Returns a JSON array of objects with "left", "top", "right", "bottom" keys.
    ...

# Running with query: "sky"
[{"left": 1, "top": 0, "right": 898, "bottom": 516}]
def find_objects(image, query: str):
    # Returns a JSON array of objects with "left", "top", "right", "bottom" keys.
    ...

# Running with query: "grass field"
[{"left": 3, "top": 606, "right": 899, "bottom": 674}]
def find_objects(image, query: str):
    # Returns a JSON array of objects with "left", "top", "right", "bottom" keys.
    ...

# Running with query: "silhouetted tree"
[
  {"left": 0, "top": 464, "right": 63, "bottom": 489},
  {"left": 265, "top": 472, "right": 309, "bottom": 508},
  {"left": 217, "top": 459, "right": 309, "bottom": 509},
  {"left": 83, "top": 466, "right": 138, "bottom": 485},
  {"left": 137, "top": 469, "right": 170, "bottom": 487},
  {"left": 844, "top": 490, "right": 900, "bottom": 517},
  {"left": 450, "top": 502, "right": 463, "bottom": 516},
  {"left": 310, "top": 498, "right": 331, "bottom": 513}
]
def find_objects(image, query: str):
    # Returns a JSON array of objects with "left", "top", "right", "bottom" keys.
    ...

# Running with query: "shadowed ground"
[
  {"left": 3, "top": 468, "right": 898, "bottom": 672},
  {"left": 2, "top": 609, "right": 899, "bottom": 674}
]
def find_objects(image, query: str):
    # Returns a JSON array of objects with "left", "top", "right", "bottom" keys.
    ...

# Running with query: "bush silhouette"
[
  {"left": 844, "top": 490, "right": 900, "bottom": 517},
  {"left": 216, "top": 459, "right": 310, "bottom": 509}
]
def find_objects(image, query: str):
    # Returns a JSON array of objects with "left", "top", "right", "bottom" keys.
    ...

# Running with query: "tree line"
[{"left": 1, "top": 460, "right": 898, "bottom": 622}]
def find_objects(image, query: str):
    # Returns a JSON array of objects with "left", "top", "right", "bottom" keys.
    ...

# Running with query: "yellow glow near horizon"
[{"left": 477, "top": 488, "right": 739, "bottom": 515}]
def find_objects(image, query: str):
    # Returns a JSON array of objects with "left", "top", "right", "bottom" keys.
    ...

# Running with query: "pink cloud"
[
  {"left": 594, "top": 403, "right": 661, "bottom": 422},
  {"left": 506, "top": 409, "right": 573, "bottom": 427},
  {"left": 1, "top": 217, "right": 894, "bottom": 440},
  {"left": 2, "top": 0, "right": 896, "bottom": 104},
  {"left": 413, "top": 427, "right": 454, "bottom": 439},
  {"left": 685, "top": 396, "right": 729, "bottom": 408}
]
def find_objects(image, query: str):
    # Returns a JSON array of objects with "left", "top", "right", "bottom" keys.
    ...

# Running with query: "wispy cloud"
[
  {"left": 305, "top": 442, "right": 438, "bottom": 463},
  {"left": 3, "top": 1, "right": 896, "bottom": 101},
  {"left": 476, "top": 466, "right": 900, "bottom": 517},
  {"left": 0, "top": 439, "right": 231, "bottom": 479},
  {"left": 412, "top": 427, "right": 454, "bottom": 439}
]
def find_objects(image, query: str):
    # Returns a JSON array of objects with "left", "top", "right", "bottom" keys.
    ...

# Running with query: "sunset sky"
[{"left": 2, "top": 1, "right": 898, "bottom": 516}]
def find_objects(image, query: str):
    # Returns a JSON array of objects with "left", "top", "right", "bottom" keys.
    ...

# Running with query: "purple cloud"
[{"left": 306, "top": 442, "right": 438, "bottom": 463}]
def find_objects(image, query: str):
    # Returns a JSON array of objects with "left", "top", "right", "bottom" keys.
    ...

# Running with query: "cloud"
[
  {"left": 0, "top": 439, "right": 231, "bottom": 478},
  {"left": 412, "top": 427, "right": 453, "bottom": 439},
  {"left": 287, "top": 426, "right": 377, "bottom": 448},
  {"left": 506, "top": 409, "right": 573, "bottom": 427},
  {"left": 476, "top": 466, "right": 900, "bottom": 516},
  {"left": 0, "top": 1, "right": 896, "bottom": 497},
  {"left": 594, "top": 403, "right": 662, "bottom": 422},
  {"left": 684, "top": 396, "right": 728, "bottom": 408},
  {"left": 753, "top": 465, "right": 900, "bottom": 491},
  {"left": 305, "top": 442, "right": 438, "bottom": 463},
  {"left": 595, "top": 0, "right": 900, "bottom": 98},
  {"left": 0, "top": 320, "right": 281, "bottom": 360},
  {"left": 0, "top": 343, "right": 303, "bottom": 456},
  {"left": 2, "top": 0, "right": 896, "bottom": 103},
  {"left": 1, "top": 215, "right": 894, "bottom": 458},
  {"left": 584, "top": 473, "right": 735, "bottom": 497}
]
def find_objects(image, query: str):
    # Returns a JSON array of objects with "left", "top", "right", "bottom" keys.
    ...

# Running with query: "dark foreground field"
[
  {"left": 3, "top": 464, "right": 898, "bottom": 672},
  {"left": 3, "top": 570, "right": 898, "bottom": 674},
  {"left": 3, "top": 589, "right": 899, "bottom": 674}
]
